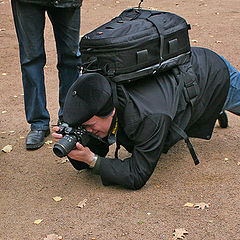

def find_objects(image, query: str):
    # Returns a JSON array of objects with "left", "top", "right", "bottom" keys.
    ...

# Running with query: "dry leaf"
[
  {"left": 77, "top": 199, "right": 87, "bottom": 208},
  {"left": 44, "top": 234, "right": 63, "bottom": 240},
  {"left": 34, "top": 219, "right": 43, "bottom": 224},
  {"left": 173, "top": 228, "right": 188, "bottom": 239},
  {"left": 148, "top": 7, "right": 158, "bottom": 10},
  {"left": 45, "top": 140, "right": 53, "bottom": 145},
  {"left": 53, "top": 196, "right": 62, "bottom": 202},
  {"left": 184, "top": 202, "right": 194, "bottom": 207},
  {"left": 2, "top": 145, "right": 13, "bottom": 153},
  {"left": 194, "top": 202, "right": 209, "bottom": 209},
  {"left": 61, "top": 159, "right": 69, "bottom": 164}
]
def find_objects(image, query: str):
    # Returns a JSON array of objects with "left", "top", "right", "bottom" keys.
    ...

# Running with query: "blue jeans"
[
  {"left": 11, "top": 0, "right": 81, "bottom": 130},
  {"left": 221, "top": 56, "right": 240, "bottom": 116}
]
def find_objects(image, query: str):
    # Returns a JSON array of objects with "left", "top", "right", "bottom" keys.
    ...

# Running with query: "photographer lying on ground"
[{"left": 52, "top": 47, "right": 240, "bottom": 190}]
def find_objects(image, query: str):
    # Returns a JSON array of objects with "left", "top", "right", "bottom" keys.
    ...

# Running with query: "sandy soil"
[{"left": 0, "top": 0, "right": 239, "bottom": 239}]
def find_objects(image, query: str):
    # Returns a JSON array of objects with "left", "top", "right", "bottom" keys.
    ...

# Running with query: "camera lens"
[{"left": 53, "top": 134, "right": 77, "bottom": 158}]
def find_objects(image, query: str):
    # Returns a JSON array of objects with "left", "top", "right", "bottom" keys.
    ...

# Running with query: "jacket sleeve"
[{"left": 99, "top": 114, "right": 172, "bottom": 190}]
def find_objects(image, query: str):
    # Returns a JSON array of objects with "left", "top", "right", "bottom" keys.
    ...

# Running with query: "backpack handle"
[
  {"left": 120, "top": 8, "right": 152, "bottom": 20},
  {"left": 138, "top": 0, "right": 144, "bottom": 9}
]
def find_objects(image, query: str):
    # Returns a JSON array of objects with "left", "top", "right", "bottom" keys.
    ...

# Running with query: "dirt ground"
[{"left": 0, "top": 0, "right": 240, "bottom": 239}]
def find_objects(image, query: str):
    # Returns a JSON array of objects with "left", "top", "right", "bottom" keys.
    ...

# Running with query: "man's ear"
[{"left": 111, "top": 108, "right": 116, "bottom": 117}]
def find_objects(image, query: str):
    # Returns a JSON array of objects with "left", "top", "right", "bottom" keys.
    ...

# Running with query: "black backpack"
[
  {"left": 80, "top": 7, "right": 191, "bottom": 83},
  {"left": 80, "top": 6, "right": 200, "bottom": 165}
]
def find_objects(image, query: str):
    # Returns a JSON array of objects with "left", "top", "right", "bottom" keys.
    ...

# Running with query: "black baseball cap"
[{"left": 63, "top": 73, "right": 114, "bottom": 126}]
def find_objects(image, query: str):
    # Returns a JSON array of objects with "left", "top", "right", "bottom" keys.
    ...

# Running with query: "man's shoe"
[
  {"left": 218, "top": 111, "right": 228, "bottom": 128},
  {"left": 26, "top": 129, "right": 50, "bottom": 150}
]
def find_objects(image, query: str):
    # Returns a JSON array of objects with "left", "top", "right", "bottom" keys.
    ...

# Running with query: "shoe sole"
[{"left": 26, "top": 141, "right": 45, "bottom": 150}]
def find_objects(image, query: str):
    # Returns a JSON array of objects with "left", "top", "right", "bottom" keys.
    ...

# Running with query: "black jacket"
[
  {"left": 97, "top": 47, "right": 229, "bottom": 190},
  {"left": 68, "top": 47, "right": 230, "bottom": 189},
  {"left": 17, "top": 0, "right": 82, "bottom": 8}
]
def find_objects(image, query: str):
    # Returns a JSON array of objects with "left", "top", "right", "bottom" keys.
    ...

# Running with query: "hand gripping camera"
[
  {"left": 53, "top": 123, "right": 109, "bottom": 158},
  {"left": 53, "top": 123, "right": 93, "bottom": 158}
]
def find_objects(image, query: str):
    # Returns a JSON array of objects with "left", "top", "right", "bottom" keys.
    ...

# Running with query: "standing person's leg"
[
  {"left": 220, "top": 56, "right": 240, "bottom": 116},
  {"left": 47, "top": 6, "right": 81, "bottom": 122},
  {"left": 11, "top": 0, "right": 50, "bottom": 149}
]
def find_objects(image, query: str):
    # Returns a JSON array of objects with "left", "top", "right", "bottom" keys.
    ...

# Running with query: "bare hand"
[
  {"left": 52, "top": 126, "right": 63, "bottom": 142},
  {"left": 68, "top": 142, "right": 94, "bottom": 165}
]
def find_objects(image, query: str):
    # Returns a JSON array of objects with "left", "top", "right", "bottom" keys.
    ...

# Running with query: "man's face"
[{"left": 82, "top": 109, "right": 115, "bottom": 138}]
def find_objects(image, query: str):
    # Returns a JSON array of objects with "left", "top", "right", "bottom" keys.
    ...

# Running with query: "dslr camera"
[{"left": 53, "top": 122, "right": 94, "bottom": 158}]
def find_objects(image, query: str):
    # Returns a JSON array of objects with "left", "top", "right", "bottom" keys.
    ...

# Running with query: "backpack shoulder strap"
[
  {"left": 171, "top": 65, "right": 200, "bottom": 165},
  {"left": 171, "top": 122, "right": 200, "bottom": 165},
  {"left": 109, "top": 80, "right": 120, "bottom": 110},
  {"left": 175, "top": 64, "right": 200, "bottom": 106}
]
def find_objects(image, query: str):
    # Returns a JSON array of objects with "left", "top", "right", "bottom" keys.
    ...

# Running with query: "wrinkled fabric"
[
  {"left": 99, "top": 47, "right": 230, "bottom": 190},
  {"left": 220, "top": 56, "right": 240, "bottom": 116},
  {"left": 67, "top": 47, "right": 230, "bottom": 190},
  {"left": 11, "top": 0, "right": 81, "bottom": 130}
]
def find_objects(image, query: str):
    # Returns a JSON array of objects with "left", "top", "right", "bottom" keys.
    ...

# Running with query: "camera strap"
[{"left": 107, "top": 114, "right": 120, "bottom": 159}]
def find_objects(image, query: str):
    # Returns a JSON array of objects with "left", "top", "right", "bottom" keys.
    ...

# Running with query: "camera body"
[{"left": 53, "top": 123, "right": 91, "bottom": 158}]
